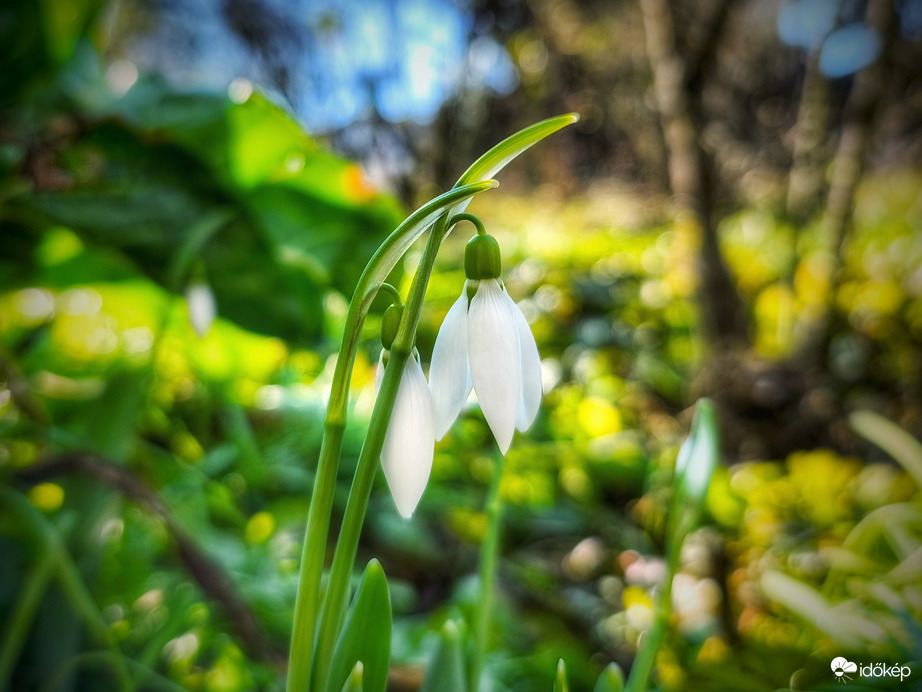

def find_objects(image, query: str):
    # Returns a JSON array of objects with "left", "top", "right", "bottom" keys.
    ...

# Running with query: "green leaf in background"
[
  {"left": 326, "top": 559, "right": 392, "bottom": 692},
  {"left": 760, "top": 571, "right": 885, "bottom": 650},
  {"left": 553, "top": 659, "right": 569, "bottom": 692},
  {"left": 419, "top": 620, "right": 467, "bottom": 692},
  {"left": 593, "top": 663, "right": 625, "bottom": 692},
  {"left": 11, "top": 72, "right": 404, "bottom": 344},
  {"left": 671, "top": 398, "right": 720, "bottom": 542},
  {"left": 850, "top": 410, "right": 922, "bottom": 489},
  {"left": 84, "top": 368, "right": 144, "bottom": 460}
]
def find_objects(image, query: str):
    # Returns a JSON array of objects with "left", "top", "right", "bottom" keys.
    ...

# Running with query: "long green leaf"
[
  {"left": 456, "top": 113, "right": 580, "bottom": 188},
  {"left": 325, "top": 560, "right": 392, "bottom": 692},
  {"left": 760, "top": 571, "right": 887, "bottom": 649},
  {"left": 850, "top": 410, "right": 922, "bottom": 489},
  {"left": 420, "top": 620, "right": 467, "bottom": 692}
]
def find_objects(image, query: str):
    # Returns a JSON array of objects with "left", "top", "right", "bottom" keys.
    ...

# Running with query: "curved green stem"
[
  {"left": 287, "top": 183, "right": 495, "bottom": 692},
  {"left": 470, "top": 451, "right": 505, "bottom": 692},
  {"left": 449, "top": 212, "right": 486, "bottom": 236},
  {"left": 624, "top": 536, "right": 681, "bottom": 692},
  {"left": 374, "top": 283, "right": 403, "bottom": 307},
  {"left": 312, "top": 213, "right": 452, "bottom": 692}
]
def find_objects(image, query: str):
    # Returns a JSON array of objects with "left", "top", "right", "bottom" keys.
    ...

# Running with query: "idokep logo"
[
  {"left": 831, "top": 657, "right": 912, "bottom": 684},
  {"left": 831, "top": 657, "right": 857, "bottom": 683}
]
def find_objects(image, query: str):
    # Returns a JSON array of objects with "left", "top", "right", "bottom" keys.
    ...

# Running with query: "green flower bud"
[
  {"left": 464, "top": 233, "right": 502, "bottom": 280},
  {"left": 381, "top": 304, "right": 403, "bottom": 350}
]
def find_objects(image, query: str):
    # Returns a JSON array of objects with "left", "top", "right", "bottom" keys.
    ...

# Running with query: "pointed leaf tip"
[
  {"left": 593, "top": 663, "right": 625, "bottom": 692},
  {"left": 419, "top": 619, "right": 467, "bottom": 692},
  {"left": 554, "top": 659, "right": 569, "bottom": 692}
]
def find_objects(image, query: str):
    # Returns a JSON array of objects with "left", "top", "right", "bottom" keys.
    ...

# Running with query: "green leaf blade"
[
  {"left": 455, "top": 113, "right": 580, "bottom": 188},
  {"left": 553, "top": 659, "right": 570, "bottom": 692},
  {"left": 850, "top": 410, "right": 922, "bottom": 489},
  {"left": 325, "top": 559, "right": 392, "bottom": 692}
]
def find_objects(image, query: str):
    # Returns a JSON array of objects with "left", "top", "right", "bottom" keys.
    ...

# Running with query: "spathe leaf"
[{"left": 325, "top": 560, "right": 391, "bottom": 692}]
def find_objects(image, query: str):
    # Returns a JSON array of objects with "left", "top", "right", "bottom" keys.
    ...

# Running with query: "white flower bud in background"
[{"left": 186, "top": 279, "right": 216, "bottom": 339}]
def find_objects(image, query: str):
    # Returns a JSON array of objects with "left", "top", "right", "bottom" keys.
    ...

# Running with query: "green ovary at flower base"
[{"left": 429, "top": 224, "right": 542, "bottom": 454}]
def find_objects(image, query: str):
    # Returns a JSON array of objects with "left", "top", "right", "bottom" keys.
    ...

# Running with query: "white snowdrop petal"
[
  {"left": 428, "top": 291, "right": 473, "bottom": 440},
  {"left": 468, "top": 279, "right": 521, "bottom": 454},
  {"left": 510, "top": 295, "right": 542, "bottom": 432},
  {"left": 186, "top": 281, "right": 216, "bottom": 338},
  {"left": 380, "top": 356, "right": 435, "bottom": 518}
]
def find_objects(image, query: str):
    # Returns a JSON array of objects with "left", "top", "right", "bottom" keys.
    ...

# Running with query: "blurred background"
[{"left": 1, "top": 0, "right": 921, "bottom": 690}]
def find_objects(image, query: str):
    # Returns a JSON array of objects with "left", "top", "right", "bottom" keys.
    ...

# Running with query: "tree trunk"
[{"left": 639, "top": 0, "right": 749, "bottom": 351}]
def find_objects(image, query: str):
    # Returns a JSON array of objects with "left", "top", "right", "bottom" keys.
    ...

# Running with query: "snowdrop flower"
[
  {"left": 186, "top": 279, "right": 216, "bottom": 338},
  {"left": 376, "top": 304, "right": 435, "bottom": 518},
  {"left": 429, "top": 229, "right": 542, "bottom": 454}
]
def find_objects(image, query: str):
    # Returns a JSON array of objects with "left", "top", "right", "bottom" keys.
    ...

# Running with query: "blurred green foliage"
[{"left": 2, "top": 1, "right": 922, "bottom": 691}]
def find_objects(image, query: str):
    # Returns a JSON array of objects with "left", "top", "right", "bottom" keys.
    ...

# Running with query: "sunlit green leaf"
[{"left": 456, "top": 114, "right": 580, "bottom": 188}]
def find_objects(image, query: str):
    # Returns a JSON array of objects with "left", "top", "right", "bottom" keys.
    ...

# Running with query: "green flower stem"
[
  {"left": 287, "top": 115, "right": 578, "bottom": 692},
  {"left": 624, "top": 536, "right": 681, "bottom": 692},
  {"left": 0, "top": 486, "right": 133, "bottom": 692},
  {"left": 312, "top": 214, "right": 452, "bottom": 692},
  {"left": 286, "top": 183, "right": 495, "bottom": 692},
  {"left": 449, "top": 212, "right": 486, "bottom": 236},
  {"left": 0, "top": 547, "right": 55, "bottom": 689},
  {"left": 470, "top": 451, "right": 505, "bottom": 692}
]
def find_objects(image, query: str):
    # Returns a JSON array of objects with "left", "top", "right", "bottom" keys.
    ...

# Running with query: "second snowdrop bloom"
[
  {"left": 429, "top": 230, "right": 542, "bottom": 454},
  {"left": 377, "top": 304, "right": 435, "bottom": 518}
]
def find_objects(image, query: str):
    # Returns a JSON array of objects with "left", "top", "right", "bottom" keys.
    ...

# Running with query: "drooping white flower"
[
  {"left": 186, "top": 280, "right": 216, "bottom": 338},
  {"left": 429, "top": 278, "right": 542, "bottom": 454},
  {"left": 376, "top": 351, "right": 435, "bottom": 518}
]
